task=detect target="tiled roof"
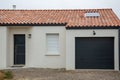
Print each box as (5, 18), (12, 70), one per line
(0, 9), (120, 28)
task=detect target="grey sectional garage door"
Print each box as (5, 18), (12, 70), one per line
(75, 37), (114, 69)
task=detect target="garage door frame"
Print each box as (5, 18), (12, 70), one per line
(66, 29), (119, 70)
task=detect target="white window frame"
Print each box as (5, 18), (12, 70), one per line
(46, 33), (60, 56)
(85, 12), (100, 17)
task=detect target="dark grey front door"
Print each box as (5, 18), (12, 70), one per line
(75, 37), (114, 69)
(14, 34), (25, 65)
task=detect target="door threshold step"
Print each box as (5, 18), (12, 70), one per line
(11, 65), (25, 67)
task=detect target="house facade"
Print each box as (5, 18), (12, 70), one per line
(0, 9), (120, 70)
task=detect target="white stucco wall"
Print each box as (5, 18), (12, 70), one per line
(0, 27), (8, 69)
(8, 27), (31, 67)
(66, 29), (119, 71)
(1, 26), (119, 70)
(5, 26), (66, 69)
(29, 26), (66, 68)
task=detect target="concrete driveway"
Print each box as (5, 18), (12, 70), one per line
(7, 68), (120, 80)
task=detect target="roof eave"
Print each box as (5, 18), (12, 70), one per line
(66, 26), (120, 29)
(0, 23), (67, 26)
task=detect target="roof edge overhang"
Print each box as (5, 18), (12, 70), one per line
(0, 23), (67, 26)
(0, 23), (120, 29)
(66, 26), (120, 29)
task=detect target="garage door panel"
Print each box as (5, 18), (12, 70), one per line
(75, 37), (114, 69)
(77, 64), (114, 69)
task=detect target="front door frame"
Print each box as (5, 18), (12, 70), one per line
(8, 27), (31, 67)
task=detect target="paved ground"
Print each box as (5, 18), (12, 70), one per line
(6, 68), (120, 80)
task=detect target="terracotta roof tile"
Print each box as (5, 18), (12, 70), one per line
(0, 9), (120, 28)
